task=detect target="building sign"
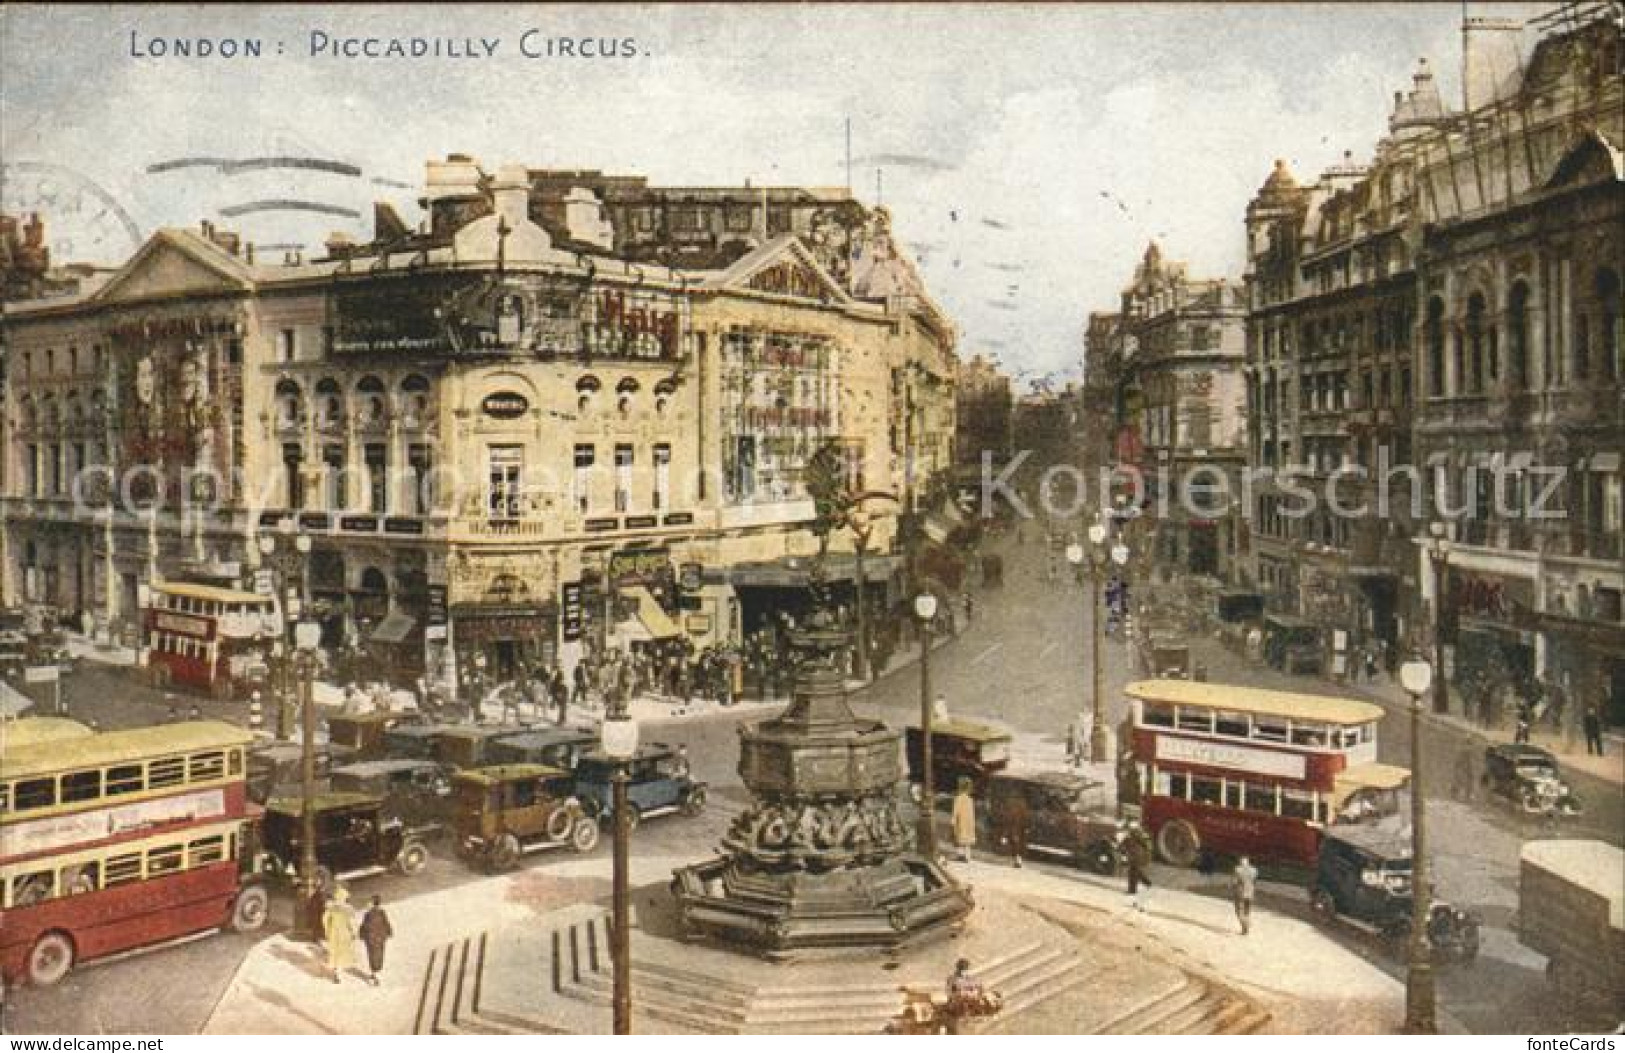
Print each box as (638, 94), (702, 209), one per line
(562, 582), (584, 642)
(1154, 734), (1307, 781)
(426, 585), (448, 627)
(453, 610), (553, 645)
(1, 788), (226, 859)
(482, 391), (530, 419)
(1451, 573), (1533, 623)
(623, 515), (658, 530)
(610, 548), (670, 585)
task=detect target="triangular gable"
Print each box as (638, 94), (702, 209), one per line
(1544, 130), (1623, 191)
(95, 229), (254, 306)
(707, 235), (853, 306)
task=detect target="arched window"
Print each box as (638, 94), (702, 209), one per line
(1507, 282), (1530, 391)
(356, 375), (386, 427)
(275, 379), (303, 429)
(615, 377), (639, 415)
(400, 374), (432, 426)
(1465, 292), (1487, 394)
(315, 378), (344, 429)
(1598, 267), (1621, 383)
(576, 375), (602, 413)
(1426, 297), (1445, 396)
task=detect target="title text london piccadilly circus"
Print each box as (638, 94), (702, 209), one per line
(306, 30), (642, 59)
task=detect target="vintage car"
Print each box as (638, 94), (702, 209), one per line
(259, 792), (435, 889)
(574, 744), (707, 829)
(1263, 614), (1324, 676)
(485, 727), (598, 771)
(1139, 634), (1191, 680)
(246, 741), (338, 805)
(905, 718), (1013, 799)
(433, 725), (532, 770)
(329, 758), (455, 826)
(451, 764), (600, 870)
(1310, 825), (1480, 961)
(383, 721), (458, 760)
(985, 770), (1123, 874)
(1482, 744), (1583, 817)
(326, 712), (404, 760)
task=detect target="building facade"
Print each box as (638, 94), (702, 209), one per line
(0, 157), (957, 694)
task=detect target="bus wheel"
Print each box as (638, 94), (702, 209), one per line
(231, 885), (271, 933)
(396, 842), (430, 876)
(27, 932), (75, 987)
(570, 817), (601, 853)
(1156, 820), (1201, 868)
(487, 834), (521, 872)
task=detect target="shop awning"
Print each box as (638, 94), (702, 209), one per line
(624, 586), (682, 639)
(369, 611), (416, 645)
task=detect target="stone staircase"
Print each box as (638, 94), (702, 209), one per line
(1094, 974), (1272, 1035)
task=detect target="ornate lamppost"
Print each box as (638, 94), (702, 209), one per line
(257, 523), (312, 740)
(601, 711), (639, 1035)
(1423, 522), (1453, 716)
(913, 590), (939, 858)
(1066, 521), (1129, 762)
(1398, 654), (1437, 1033)
(291, 616), (323, 942)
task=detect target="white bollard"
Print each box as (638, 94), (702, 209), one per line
(248, 692), (264, 735)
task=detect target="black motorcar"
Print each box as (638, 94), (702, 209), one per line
(329, 758), (456, 826)
(259, 792), (435, 889)
(1482, 744), (1583, 817)
(1310, 826), (1479, 962)
(574, 744), (706, 829)
(985, 770), (1123, 874)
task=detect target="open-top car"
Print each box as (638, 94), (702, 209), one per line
(986, 770), (1123, 874)
(574, 744), (706, 829)
(452, 764), (600, 870)
(329, 757), (455, 826)
(1482, 743), (1583, 817)
(1310, 825), (1479, 962)
(905, 718), (1012, 800)
(259, 791), (435, 890)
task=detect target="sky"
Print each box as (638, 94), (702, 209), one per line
(0, 3), (1554, 386)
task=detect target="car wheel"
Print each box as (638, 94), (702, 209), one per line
(231, 884), (271, 933)
(1156, 820), (1200, 868)
(570, 817), (601, 853)
(488, 833), (521, 872)
(396, 841), (430, 876)
(27, 932), (75, 987)
(682, 785), (708, 816)
(1081, 841), (1119, 876)
(1310, 889), (1337, 919)
(545, 807), (575, 841)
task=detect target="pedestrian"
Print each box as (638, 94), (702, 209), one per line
(550, 666), (569, 725)
(187, 704), (202, 721)
(321, 885), (359, 985)
(672, 744), (691, 781)
(1065, 716), (1084, 768)
(1232, 855), (1257, 935)
(950, 778), (977, 863)
(1583, 704), (1605, 756)
(358, 894), (394, 987)
(1450, 746), (1478, 803)
(1515, 702), (1533, 745)
(1364, 647), (1378, 682)
(573, 662), (590, 709)
(1002, 788), (1029, 868)
(1123, 823), (1153, 911)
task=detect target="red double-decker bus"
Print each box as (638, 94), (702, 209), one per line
(143, 583), (275, 699)
(0, 720), (269, 986)
(1126, 679), (1409, 869)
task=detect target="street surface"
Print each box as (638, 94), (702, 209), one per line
(5, 511), (1620, 1035)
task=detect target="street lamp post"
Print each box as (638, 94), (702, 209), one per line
(1067, 523), (1130, 763)
(258, 525), (312, 740)
(914, 591), (939, 859)
(601, 714), (640, 1036)
(291, 617), (323, 942)
(1398, 656), (1438, 1034)
(1424, 522), (1453, 716)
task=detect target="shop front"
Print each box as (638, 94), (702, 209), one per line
(452, 603), (558, 684)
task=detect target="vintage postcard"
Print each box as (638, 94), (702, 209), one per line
(0, 1), (1620, 1040)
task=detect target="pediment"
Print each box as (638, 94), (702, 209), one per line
(96, 231), (253, 306)
(713, 236), (852, 306)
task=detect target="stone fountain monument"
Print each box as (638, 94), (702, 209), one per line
(670, 606), (973, 954)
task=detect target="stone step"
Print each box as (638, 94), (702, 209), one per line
(1094, 976), (1200, 1034)
(997, 954), (1085, 1018)
(1153, 990), (1226, 1034)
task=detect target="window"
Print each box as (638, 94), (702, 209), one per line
(1175, 707), (1214, 734)
(1425, 298), (1445, 395)
(1142, 704), (1175, 728)
(653, 443), (671, 510)
(104, 853), (143, 887)
(279, 328), (297, 362)
(15, 777), (56, 810)
(574, 444), (595, 513)
(11, 871), (54, 907)
(61, 770), (101, 803)
(1243, 783), (1279, 814)
(365, 443), (388, 513)
(323, 444), (345, 510)
(1215, 711), (1249, 739)
(488, 445), (523, 520)
(614, 444), (634, 512)
(187, 836), (226, 868)
(145, 844), (184, 878)
(1508, 282), (1530, 390)
(148, 757), (185, 789)
(1280, 789), (1317, 820)
(61, 862), (98, 895)
(106, 764), (143, 796)
(1191, 777), (1223, 806)
(511, 780), (539, 809)
(1289, 722), (1327, 747)
(188, 751), (226, 782)
(1254, 718), (1288, 743)
(1153, 770), (1189, 799)
(408, 444), (433, 515)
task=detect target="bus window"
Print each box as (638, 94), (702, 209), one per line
(1223, 780), (1244, 808)
(0, 783), (10, 811)
(187, 835), (226, 868)
(61, 862), (99, 895)
(104, 852), (143, 887)
(228, 748), (243, 776)
(107, 763), (145, 796)
(1176, 707), (1214, 734)
(1254, 719), (1288, 743)
(1191, 777), (1223, 806)
(61, 769), (102, 803)
(1290, 723), (1327, 747)
(1280, 789), (1316, 820)
(1142, 703), (1175, 728)
(148, 757), (185, 789)
(189, 751), (226, 781)
(1152, 770), (1190, 799)
(12, 870), (54, 906)
(146, 844), (184, 878)
(1215, 711), (1249, 739)
(1337, 727), (1361, 749)
(1243, 783), (1279, 813)
(15, 776), (57, 810)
